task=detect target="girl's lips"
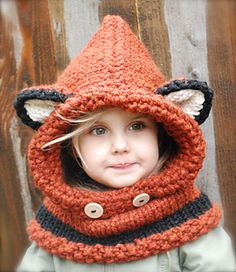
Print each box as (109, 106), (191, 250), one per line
(110, 163), (136, 170)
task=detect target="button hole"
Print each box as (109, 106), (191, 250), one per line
(91, 210), (96, 213)
(139, 200), (144, 203)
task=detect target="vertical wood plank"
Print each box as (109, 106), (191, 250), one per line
(135, 0), (171, 78)
(31, 0), (57, 84)
(48, 0), (70, 76)
(207, 0), (236, 241)
(63, 0), (101, 60)
(0, 0), (60, 270)
(164, 0), (222, 205)
(0, 1), (30, 270)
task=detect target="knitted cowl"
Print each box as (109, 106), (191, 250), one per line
(14, 15), (221, 263)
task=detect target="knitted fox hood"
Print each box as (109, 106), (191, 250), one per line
(14, 15), (220, 263)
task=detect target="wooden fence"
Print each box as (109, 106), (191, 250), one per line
(0, 0), (235, 271)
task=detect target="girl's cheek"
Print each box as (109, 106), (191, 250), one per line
(134, 132), (158, 146)
(94, 146), (108, 157)
(85, 139), (108, 155)
(136, 134), (159, 155)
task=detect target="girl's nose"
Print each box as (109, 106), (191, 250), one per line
(111, 135), (130, 154)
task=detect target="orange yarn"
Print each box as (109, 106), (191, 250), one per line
(28, 205), (221, 263)
(43, 187), (201, 237)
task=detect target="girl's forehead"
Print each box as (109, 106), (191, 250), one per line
(97, 107), (149, 120)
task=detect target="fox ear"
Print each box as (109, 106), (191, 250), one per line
(156, 79), (213, 124)
(14, 88), (69, 130)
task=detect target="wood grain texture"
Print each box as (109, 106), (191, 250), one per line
(164, 0), (222, 206)
(135, 0), (171, 78)
(207, 0), (236, 241)
(64, 0), (101, 60)
(0, 0), (58, 270)
(31, 0), (57, 84)
(0, 1), (30, 270)
(48, 0), (70, 76)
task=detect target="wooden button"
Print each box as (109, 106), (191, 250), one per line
(132, 193), (150, 207)
(84, 203), (103, 219)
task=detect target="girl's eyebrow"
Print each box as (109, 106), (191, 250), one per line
(90, 121), (106, 126)
(131, 114), (148, 120)
(92, 114), (149, 125)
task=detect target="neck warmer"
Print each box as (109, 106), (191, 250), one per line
(14, 15), (221, 263)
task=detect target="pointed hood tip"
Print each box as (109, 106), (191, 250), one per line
(101, 14), (127, 25)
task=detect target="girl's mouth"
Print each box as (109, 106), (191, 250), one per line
(110, 163), (136, 170)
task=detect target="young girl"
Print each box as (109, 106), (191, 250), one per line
(15, 15), (235, 271)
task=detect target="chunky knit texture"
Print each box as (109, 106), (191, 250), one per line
(15, 15), (220, 263)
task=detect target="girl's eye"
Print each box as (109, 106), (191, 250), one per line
(130, 122), (145, 131)
(90, 127), (106, 136)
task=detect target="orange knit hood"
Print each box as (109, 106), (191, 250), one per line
(14, 15), (220, 263)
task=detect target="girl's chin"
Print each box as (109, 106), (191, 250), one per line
(100, 178), (139, 189)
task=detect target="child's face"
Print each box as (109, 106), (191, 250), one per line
(78, 108), (159, 188)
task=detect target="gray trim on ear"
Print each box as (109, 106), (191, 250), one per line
(156, 79), (213, 124)
(14, 89), (69, 130)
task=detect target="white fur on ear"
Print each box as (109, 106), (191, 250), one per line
(164, 89), (205, 118)
(24, 99), (59, 123)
